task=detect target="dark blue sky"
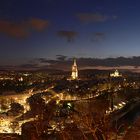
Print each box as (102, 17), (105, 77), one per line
(0, 0), (140, 65)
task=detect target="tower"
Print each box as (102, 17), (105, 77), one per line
(71, 58), (78, 80)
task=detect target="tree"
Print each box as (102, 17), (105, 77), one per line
(7, 102), (24, 116)
(27, 94), (45, 117)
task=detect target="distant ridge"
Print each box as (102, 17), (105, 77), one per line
(0, 56), (140, 71)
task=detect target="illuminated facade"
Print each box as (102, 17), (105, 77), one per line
(110, 70), (122, 77)
(71, 58), (78, 80)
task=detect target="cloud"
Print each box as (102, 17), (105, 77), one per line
(77, 57), (140, 67)
(0, 20), (28, 38)
(76, 13), (117, 23)
(36, 58), (49, 63)
(36, 58), (56, 65)
(19, 63), (39, 68)
(28, 18), (49, 31)
(1, 56), (140, 71)
(56, 55), (67, 61)
(57, 30), (78, 42)
(0, 18), (49, 38)
(40, 56), (140, 69)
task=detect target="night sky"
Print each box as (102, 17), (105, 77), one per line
(0, 0), (140, 65)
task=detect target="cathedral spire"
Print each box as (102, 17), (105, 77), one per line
(71, 58), (78, 80)
(73, 58), (77, 66)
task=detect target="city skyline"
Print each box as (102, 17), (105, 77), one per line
(0, 0), (140, 65)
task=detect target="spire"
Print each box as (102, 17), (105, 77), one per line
(71, 58), (78, 80)
(73, 58), (77, 66)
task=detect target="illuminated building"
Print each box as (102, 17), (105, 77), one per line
(110, 70), (122, 77)
(19, 77), (23, 81)
(71, 58), (78, 80)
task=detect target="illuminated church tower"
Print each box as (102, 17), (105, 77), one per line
(71, 58), (78, 80)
